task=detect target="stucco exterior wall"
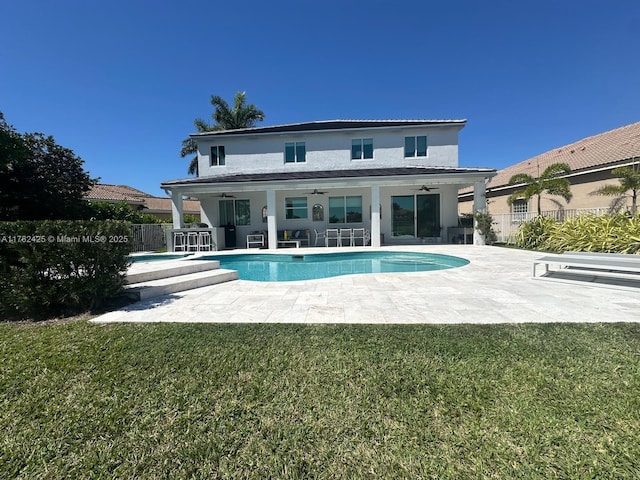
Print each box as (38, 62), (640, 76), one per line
(196, 126), (461, 177)
(459, 170), (631, 215)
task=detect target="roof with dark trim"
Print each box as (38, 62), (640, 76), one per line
(190, 119), (467, 138)
(162, 167), (495, 187)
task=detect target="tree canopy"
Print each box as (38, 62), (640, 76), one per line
(507, 162), (573, 215)
(592, 162), (640, 215)
(180, 91), (265, 175)
(0, 112), (96, 220)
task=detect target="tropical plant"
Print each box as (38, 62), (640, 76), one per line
(180, 91), (265, 175)
(511, 215), (559, 250)
(473, 211), (497, 245)
(592, 161), (640, 214)
(512, 213), (640, 253)
(507, 162), (572, 215)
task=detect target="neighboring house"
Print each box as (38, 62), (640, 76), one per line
(161, 120), (496, 249)
(86, 184), (201, 221)
(458, 121), (640, 241)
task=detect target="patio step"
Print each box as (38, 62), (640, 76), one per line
(124, 268), (238, 301)
(126, 260), (221, 285)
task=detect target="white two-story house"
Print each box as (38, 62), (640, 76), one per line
(161, 119), (496, 249)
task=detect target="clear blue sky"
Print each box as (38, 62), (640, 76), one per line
(2, 0), (639, 197)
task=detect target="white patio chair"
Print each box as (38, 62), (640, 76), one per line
(325, 228), (339, 247)
(314, 228), (327, 246)
(246, 233), (265, 249)
(173, 231), (186, 252)
(351, 228), (365, 246)
(339, 228), (352, 247)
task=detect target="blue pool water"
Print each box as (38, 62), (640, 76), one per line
(197, 251), (469, 282)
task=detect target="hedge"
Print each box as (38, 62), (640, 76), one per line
(0, 220), (132, 320)
(512, 213), (640, 254)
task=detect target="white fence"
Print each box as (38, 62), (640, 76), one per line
(491, 208), (610, 243)
(130, 224), (172, 252)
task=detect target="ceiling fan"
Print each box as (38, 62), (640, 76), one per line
(307, 188), (328, 195)
(413, 185), (439, 192)
(213, 192), (235, 198)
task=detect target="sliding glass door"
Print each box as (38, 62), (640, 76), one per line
(417, 194), (440, 237)
(391, 194), (440, 238)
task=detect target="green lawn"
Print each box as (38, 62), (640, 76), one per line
(1, 320), (639, 479)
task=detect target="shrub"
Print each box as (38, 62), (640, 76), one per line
(543, 213), (640, 254)
(512, 213), (640, 253)
(0, 220), (132, 320)
(512, 215), (558, 250)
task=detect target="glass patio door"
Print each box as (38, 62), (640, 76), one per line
(391, 196), (415, 237)
(391, 194), (440, 238)
(416, 194), (440, 238)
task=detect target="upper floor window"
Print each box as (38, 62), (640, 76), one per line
(285, 142), (306, 163)
(351, 138), (373, 160)
(285, 197), (308, 219)
(210, 146), (226, 166)
(404, 136), (427, 158)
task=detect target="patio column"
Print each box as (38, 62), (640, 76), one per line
(472, 180), (487, 246)
(371, 185), (381, 247)
(266, 188), (277, 250)
(171, 190), (184, 229)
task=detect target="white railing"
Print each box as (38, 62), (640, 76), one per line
(130, 224), (172, 252)
(490, 208), (610, 243)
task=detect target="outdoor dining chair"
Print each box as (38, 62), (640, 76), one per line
(325, 228), (339, 247)
(314, 228), (327, 246)
(339, 228), (352, 247)
(351, 228), (366, 246)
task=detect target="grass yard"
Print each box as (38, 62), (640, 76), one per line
(1, 320), (639, 479)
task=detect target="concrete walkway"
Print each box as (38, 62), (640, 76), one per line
(92, 246), (640, 324)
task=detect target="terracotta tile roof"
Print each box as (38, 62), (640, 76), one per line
(486, 121), (640, 190)
(87, 184), (148, 203)
(86, 184), (200, 214)
(143, 196), (201, 214)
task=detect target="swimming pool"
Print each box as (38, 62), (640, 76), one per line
(196, 251), (469, 282)
(129, 253), (193, 263)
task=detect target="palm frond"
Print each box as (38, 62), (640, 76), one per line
(545, 178), (573, 202)
(593, 184), (627, 196)
(187, 156), (198, 176)
(540, 162), (571, 179)
(508, 173), (535, 185)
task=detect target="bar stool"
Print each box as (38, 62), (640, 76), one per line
(198, 231), (212, 251)
(186, 231), (199, 252)
(173, 232), (186, 252)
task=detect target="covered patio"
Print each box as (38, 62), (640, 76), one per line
(161, 167), (495, 251)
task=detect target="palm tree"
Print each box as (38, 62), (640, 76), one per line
(180, 91), (265, 175)
(592, 161), (640, 214)
(507, 162), (573, 215)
